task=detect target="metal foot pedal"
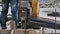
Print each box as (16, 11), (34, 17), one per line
(0, 29), (11, 34)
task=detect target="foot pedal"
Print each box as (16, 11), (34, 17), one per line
(0, 29), (11, 34)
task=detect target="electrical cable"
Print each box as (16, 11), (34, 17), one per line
(55, 8), (56, 34)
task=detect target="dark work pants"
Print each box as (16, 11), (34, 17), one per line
(1, 0), (18, 29)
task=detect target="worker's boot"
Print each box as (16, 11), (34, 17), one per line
(1, 24), (6, 29)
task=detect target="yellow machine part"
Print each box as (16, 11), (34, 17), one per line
(32, 0), (37, 17)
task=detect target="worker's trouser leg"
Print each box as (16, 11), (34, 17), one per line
(11, 0), (18, 29)
(1, 0), (18, 29)
(1, 0), (9, 29)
